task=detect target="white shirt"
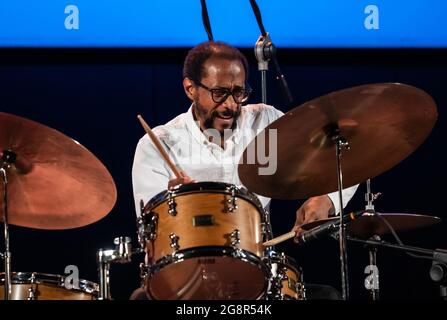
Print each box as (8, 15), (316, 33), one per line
(132, 103), (358, 217)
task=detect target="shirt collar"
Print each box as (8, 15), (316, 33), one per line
(185, 104), (208, 145)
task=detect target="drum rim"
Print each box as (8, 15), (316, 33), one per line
(0, 272), (99, 294)
(143, 181), (264, 213)
(145, 246), (269, 299)
(148, 246), (269, 274)
(266, 252), (302, 274)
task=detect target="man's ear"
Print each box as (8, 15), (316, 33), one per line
(183, 78), (196, 101)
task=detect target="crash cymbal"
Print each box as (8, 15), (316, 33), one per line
(301, 213), (441, 239)
(0, 112), (117, 230)
(238, 83), (437, 199)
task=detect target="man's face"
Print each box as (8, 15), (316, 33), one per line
(185, 57), (246, 134)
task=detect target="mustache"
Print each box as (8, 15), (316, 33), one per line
(212, 108), (240, 119)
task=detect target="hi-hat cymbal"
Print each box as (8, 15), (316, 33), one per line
(238, 83), (437, 199)
(0, 112), (117, 230)
(301, 213), (441, 239)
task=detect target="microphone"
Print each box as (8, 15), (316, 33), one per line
(295, 211), (364, 245)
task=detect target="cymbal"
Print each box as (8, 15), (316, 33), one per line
(0, 112), (117, 230)
(238, 83), (437, 199)
(301, 213), (441, 239)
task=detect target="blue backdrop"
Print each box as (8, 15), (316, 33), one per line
(0, 0), (446, 48)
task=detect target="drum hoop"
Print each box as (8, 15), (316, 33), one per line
(268, 255), (302, 275)
(147, 246), (270, 278)
(0, 272), (99, 294)
(281, 294), (301, 300)
(143, 182), (264, 214)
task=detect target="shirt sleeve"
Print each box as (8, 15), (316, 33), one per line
(132, 135), (171, 218)
(327, 184), (359, 215)
(264, 104), (285, 123)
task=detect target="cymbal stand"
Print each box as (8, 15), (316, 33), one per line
(364, 235), (380, 300)
(97, 236), (142, 300)
(365, 179), (374, 210)
(1, 150), (16, 300)
(363, 180), (381, 300)
(331, 125), (351, 300)
(249, 0), (277, 258)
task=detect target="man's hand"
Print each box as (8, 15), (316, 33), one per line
(167, 171), (195, 189)
(293, 195), (335, 241)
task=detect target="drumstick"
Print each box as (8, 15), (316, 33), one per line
(263, 231), (295, 246)
(137, 115), (183, 179)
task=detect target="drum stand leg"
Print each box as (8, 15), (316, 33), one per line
(97, 237), (140, 300)
(1, 150), (16, 301)
(97, 249), (112, 300)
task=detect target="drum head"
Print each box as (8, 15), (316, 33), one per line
(147, 250), (267, 300)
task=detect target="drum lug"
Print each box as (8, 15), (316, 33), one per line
(27, 287), (37, 300)
(169, 233), (180, 251)
(267, 272), (285, 300)
(271, 277), (287, 300)
(279, 252), (287, 264)
(167, 191), (177, 216)
(139, 199), (145, 219)
(139, 263), (149, 281)
(261, 223), (267, 240)
(296, 282), (306, 300)
(226, 185), (239, 212)
(147, 212), (159, 241)
(137, 211), (159, 249)
(230, 229), (240, 249)
(27, 273), (37, 300)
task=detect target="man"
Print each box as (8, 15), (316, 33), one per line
(132, 41), (358, 299)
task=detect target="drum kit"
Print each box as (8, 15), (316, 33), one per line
(0, 82), (442, 300)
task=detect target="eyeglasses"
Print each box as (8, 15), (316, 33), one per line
(194, 80), (252, 104)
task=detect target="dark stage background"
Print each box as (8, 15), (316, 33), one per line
(1, 48), (446, 300)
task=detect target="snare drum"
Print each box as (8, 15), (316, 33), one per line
(267, 252), (305, 300)
(137, 182), (269, 300)
(0, 272), (98, 300)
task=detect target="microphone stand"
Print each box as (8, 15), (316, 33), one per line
(249, 0), (293, 106)
(248, 4), (295, 298)
(348, 237), (447, 300)
(248, 0), (294, 252)
(249, 1), (350, 299)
